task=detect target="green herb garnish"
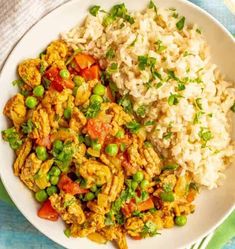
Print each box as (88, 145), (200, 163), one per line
(2, 127), (22, 150)
(118, 94), (133, 113)
(21, 119), (34, 134)
(176, 16), (185, 31)
(106, 48), (115, 59)
(126, 121), (141, 133)
(89, 5), (100, 16)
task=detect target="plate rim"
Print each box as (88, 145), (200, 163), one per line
(0, 0), (234, 249)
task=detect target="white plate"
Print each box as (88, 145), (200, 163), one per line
(0, 0), (234, 249)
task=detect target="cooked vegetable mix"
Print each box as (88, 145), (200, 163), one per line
(2, 38), (197, 249)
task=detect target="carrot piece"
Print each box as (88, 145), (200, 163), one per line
(132, 235), (142, 240)
(106, 85), (115, 102)
(62, 79), (74, 89)
(121, 199), (136, 217)
(74, 53), (96, 69)
(58, 174), (88, 195)
(80, 64), (100, 81)
(137, 198), (154, 212)
(38, 199), (59, 221)
(35, 136), (52, 150)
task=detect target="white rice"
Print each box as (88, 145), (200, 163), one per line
(62, 5), (235, 189)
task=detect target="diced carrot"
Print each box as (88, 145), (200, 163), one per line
(58, 174), (88, 195)
(44, 67), (59, 80)
(137, 198), (154, 212)
(62, 79), (74, 89)
(187, 189), (197, 202)
(74, 53), (96, 69)
(35, 136), (52, 150)
(121, 199), (136, 217)
(80, 64), (100, 81)
(132, 235), (142, 240)
(38, 199), (59, 221)
(106, 85), (115, 102)
(86, 118), (110, 143)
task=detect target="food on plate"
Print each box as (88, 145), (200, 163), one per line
(2, 2), (234, 249)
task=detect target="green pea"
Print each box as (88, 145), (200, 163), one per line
(90, 94), (103, 104)
(64, 228), (71, 238)
(133, 171), (144, 183)
(140, 179), (149, 189)
(115, 130), (125, 138)
(35, 146), (48, 161)
(131, 180), (138, 190)
(25, 96), (38, 109)
(105, 144), (118, 156)
(84, 192), (95, 201)
(50, 175), (59, 185)
(73, 75), (85, 86)
(35, 190), (48, 202)
(46, 186), (58, 196)
(90, 185), (97, 193)
(33, 85), (45, 97)
(160, 191), (175, 202)
(60, 69), (70, 79)
(93, 83), (106, 96)
(64, 108), (72, 120)
(53, 140), (63, 152)
(175, 215), (187, 226)
(49, 166), (61, 176)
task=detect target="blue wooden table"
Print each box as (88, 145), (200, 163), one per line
(0, 1), (234, 249)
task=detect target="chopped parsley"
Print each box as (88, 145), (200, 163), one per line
(196, 28), (202, 34)
(132, 210), (144, 218)
(155, 82), (163, 89)
(148, 0), (157, 12)
(106, 48), (115, 59)
(12, 79), (24, 88)
(21, 119), (34, 134)
(118, 94), (133, 113)
(141, 221), (158, 238)
(195, 98), (203, 110)
(183, 51), (194, 57)
(163, 131), (172, 140)
(144, 120), (156, 126)
(152, 71), (162, 80)
(177, 83), (185, 91)
(155, 40), (166, 53)
(230, 102), (235, 112)
(176, 16), (185, 31)
(85, 101), (101, 118)
(144, 80), (153, 90)
(107, 62), (118, 74)
(89, 5), (100, 16)
(193, 111), (204, 124)
(167, 93), (182, 106)
(136, 105), (146, 117)
(125, 121), (141, 133)
(2, 127), (22, 150)
(167, 70), (178, 80)
(103, 3), (134, 26)
(138, 55), (156, 70)
(198, 128), (213, 146)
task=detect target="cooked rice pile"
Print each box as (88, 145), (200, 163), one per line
(62, 6), (235, 189)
